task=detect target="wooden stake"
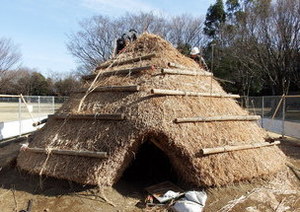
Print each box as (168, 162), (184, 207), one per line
(50, 113), (125, 120)
(175, 115), (261, 123)
(82, 65), (154, 80)
(75, 85), (140, 93)
(151, 89), (240, 98)
(161, 68), (213, 76)
(24, 147), (108, 159)
(201, 141), (280, 155)
(97, 53), (156, 69)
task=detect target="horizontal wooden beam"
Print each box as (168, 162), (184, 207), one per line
(175, 115), (261, 123)
(32, 118), (48, 127)
(161, 68), (212, 76)
(151, 89), (240, 98)
(201, 141), (280, 155)
(284, 95), (300, 98)
(75, 85), (140, 93)
(213, 76), (235, 84)
(168, 62), (211, 74)
(23, 147), (108, 159)
(97, 53), (156, 69)
(0, 94), (21, 98)
(82, 66), (154, 80)
(50, 114), (125, 121)
(167, 62), (199, 71)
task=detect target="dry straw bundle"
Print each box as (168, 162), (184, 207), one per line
(17, 33), (285, 187)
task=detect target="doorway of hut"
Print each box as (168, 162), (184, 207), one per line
(121, 139), (178, 187)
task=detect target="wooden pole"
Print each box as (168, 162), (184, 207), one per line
(75, 85), (140, 93)
(20, 94), (35, 121)
(175, 115), (261, 123)
(50, 113), (125, 120)
(0, 94), (21, 98)
(24, 147), (108, 159)
(201, 141), (280, 155)
(82, 65), (155, 80)
(213, 76), (235, 84)
(151, 89), (240, 98)
(168, 62), (197, 70)
(96, 53), (156, 69)
(161, 68), (213, 76)
(32, 118), (48, 127)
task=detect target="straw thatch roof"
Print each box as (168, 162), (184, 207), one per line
(17, 33), (286, 187)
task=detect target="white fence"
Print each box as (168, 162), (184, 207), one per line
(1, 94), (299, 140)
(0, 95), (67, 140)
(240, 95), (300, 139)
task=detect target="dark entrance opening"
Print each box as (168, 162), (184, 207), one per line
(121, 140), (178, 187)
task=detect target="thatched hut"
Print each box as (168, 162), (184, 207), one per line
(17, 34), (285, 187)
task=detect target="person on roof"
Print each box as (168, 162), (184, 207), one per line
(190, 47), (209, 70)
(128, 29), (138, 42)
(113, 29), (138, 57)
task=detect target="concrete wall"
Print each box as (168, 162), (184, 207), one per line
(261, 118), (300, 139)
(0, 116), (46, 140)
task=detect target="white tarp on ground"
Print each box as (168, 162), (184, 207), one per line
(0, 116), (46, 140)
(261, 118), (300, 139)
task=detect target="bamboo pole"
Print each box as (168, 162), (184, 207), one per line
(168, 62), (212, 75)
(167, 62), (198, 71)
(161, 68), (213, 76)
(213, 76), (235, 84)
(82, 65), (155, 80)
(75, 85), (140, 93)
(24, 147), (108, 158)
(284, 95), (300, 98)
(32, 118), (48, 127)
(201, 141), (280, 155)
(0, 94), (21, 98)
(175, 115), (261, 123)
(151, 89), (240, 98)
(50, 113), (125, 120)
(96, 53), (156, 69)
(20, 94), (35, 121)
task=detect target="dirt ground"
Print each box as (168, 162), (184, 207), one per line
(0, 134), (299, 212)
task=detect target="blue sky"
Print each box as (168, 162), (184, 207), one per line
(0, 0), (214, 76)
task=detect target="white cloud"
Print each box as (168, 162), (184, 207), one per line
(81, 0), (157, 14)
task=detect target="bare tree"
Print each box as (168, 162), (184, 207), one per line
(67, 15), (116, 72)
(67, 12), (206, 74)
(0, 37), (22, 85)
(216, 0), (300, 95)
(167, 14), (206, 48)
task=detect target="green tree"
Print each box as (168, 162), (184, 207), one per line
(54, 76), (81, 96)
(28, 72), (53, 96)
(204, 0), (226, 39)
